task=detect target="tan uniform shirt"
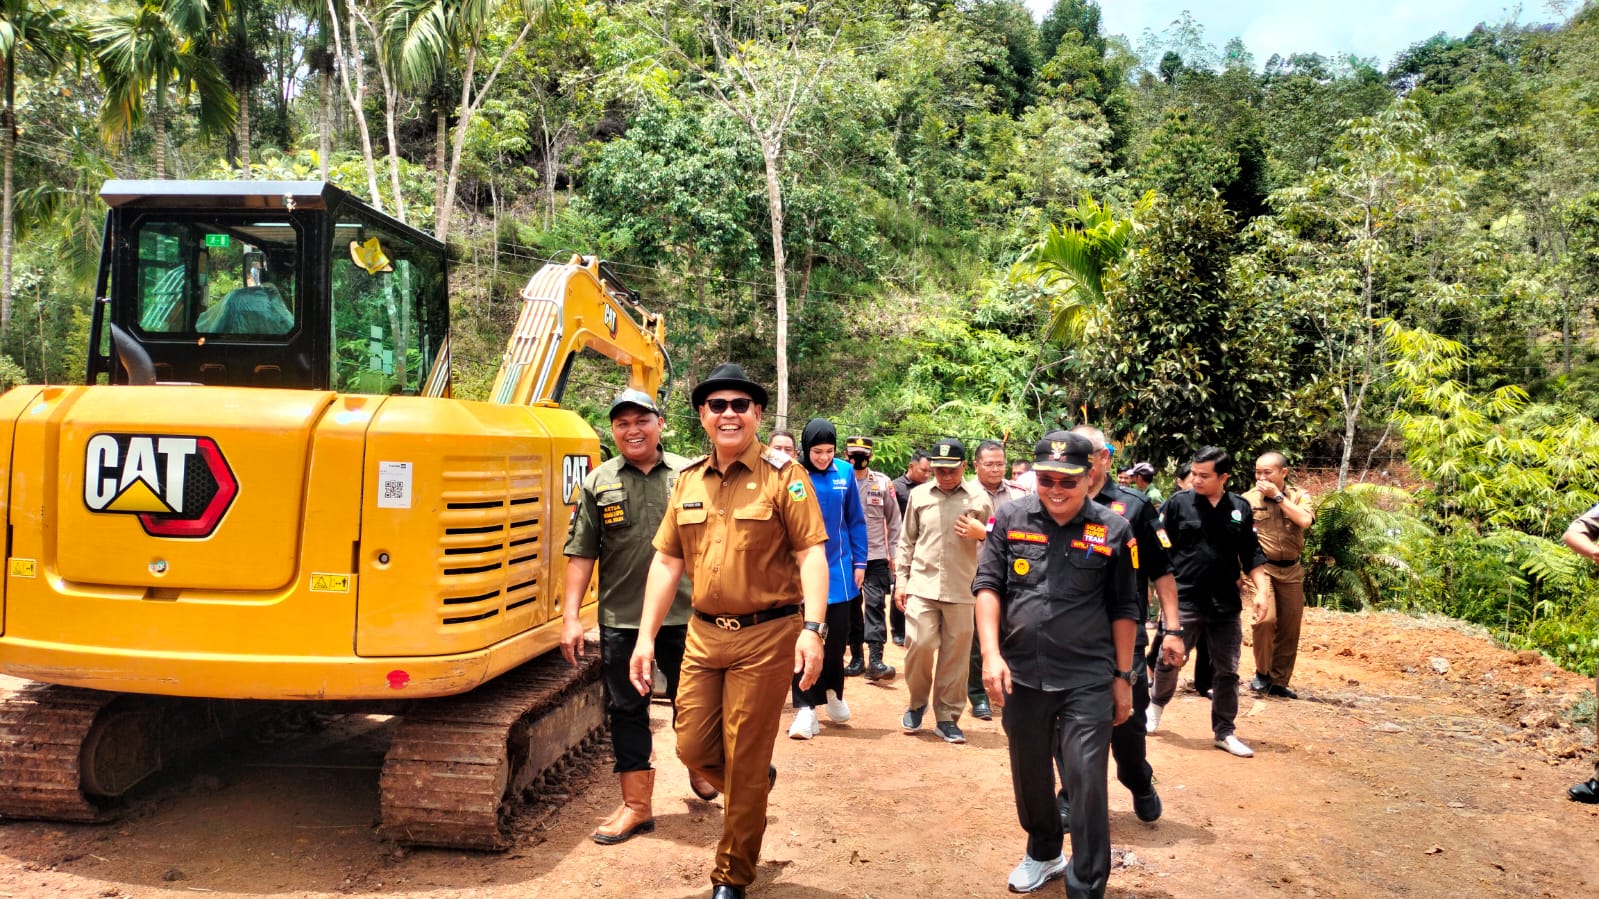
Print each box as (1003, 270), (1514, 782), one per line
(895, 479), (993, 605)
(1245, 484), (1314, 562)
(654, 440), (828, 616)
(858, 469), (902, 562)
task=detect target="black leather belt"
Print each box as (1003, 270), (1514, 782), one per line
(1266, 558), (1301, 567)
(694, 604), (801, 631)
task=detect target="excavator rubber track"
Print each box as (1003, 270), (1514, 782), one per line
(378, 642), (606, 850)
(0, 684), (117, 822)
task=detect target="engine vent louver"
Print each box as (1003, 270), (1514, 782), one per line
(435, 455), (545, 628)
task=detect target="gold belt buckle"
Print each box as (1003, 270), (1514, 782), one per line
(714, 616), (742, 631)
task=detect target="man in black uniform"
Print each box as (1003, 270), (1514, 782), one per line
(1053, 426), (1184, 826)
(1147, 446), (1268, 758)
(974, 431), (1138, 898)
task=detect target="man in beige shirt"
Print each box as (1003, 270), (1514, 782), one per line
(895, 437), (993, 744)
(1242, 452), (1315, 699)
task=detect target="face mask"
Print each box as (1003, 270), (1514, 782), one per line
(850, 455), (870, 471)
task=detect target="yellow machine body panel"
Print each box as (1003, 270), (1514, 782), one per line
(0, 386), (597, 700)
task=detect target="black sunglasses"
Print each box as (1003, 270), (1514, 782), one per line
(705, 397), (753, 414)
(1036, 475), (1082, 490)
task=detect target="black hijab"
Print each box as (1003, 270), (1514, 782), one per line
(800, 418), (838, 474)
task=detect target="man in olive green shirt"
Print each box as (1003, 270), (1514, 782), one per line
(561, 388), (699, 845)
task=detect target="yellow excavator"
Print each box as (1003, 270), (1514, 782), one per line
(0, 180), (671, 849)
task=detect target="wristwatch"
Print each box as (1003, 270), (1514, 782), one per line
(1114, 668), (1137, 685)
(1268, 493), (1286, 504)
(1161, 628), (1186, 639)
(803, 620), (828, 639)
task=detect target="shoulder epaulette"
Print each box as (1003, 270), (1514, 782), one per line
(683, 454), (711, 469)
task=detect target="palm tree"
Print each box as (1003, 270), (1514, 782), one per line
(384, 0), (543, 239)
(0, 0), (87, 332)
(1009, 191), (1154, 346)
(93, 0), (236, 179)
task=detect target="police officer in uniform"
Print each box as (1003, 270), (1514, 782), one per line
(560, 388), (711, 844)
(629, 363), (830, 899)
(975, 431), (1138, 898)
(1242, 452), (1315, 699)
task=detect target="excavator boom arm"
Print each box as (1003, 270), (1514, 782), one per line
(489, 256), (670, 406)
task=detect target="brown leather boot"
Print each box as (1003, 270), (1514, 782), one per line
(592, 769), (655, 844)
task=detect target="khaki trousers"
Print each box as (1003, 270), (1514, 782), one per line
(903, 595), (975, 724)
(675, 613), (800, 887)
(1246, 563), (1306, 686)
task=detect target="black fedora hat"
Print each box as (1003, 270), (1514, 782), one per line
(690, 362), (770, 408)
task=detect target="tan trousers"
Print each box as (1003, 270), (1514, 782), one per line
(1246, 563), (1306, 686)
(674, 613), (800, 888)
(903, 595), (975, 724)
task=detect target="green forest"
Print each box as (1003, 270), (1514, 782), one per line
(4, 0), (1599, 677)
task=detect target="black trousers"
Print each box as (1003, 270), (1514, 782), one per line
(846, 595), (865, 656)
(1004, 683), (1113, 899)
(792, 600), (853, 707)
(861, 559), (892, 644)
(1057, 673), (1153, 801)
(600, 623), (687, 772)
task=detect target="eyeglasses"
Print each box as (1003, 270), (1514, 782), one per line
(704, 397), (753, 414)
(1035, 475), (1082, 490)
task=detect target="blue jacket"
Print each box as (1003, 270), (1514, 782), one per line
(809, 458), (869, 604)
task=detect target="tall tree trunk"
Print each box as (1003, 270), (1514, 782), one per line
(2, 62), (15, 334)
(154, 83), (167, 180)
(760, 139), (789, 431)
(317, 65), (331, 180)
(238, 87), (252, 178)
(329, 0), (382, 209)
(433, 107), (446, 226)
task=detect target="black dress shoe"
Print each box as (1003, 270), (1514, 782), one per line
(1133, 787), (1162, 822)
(1569, 778), (1599, 804)
(711, 886), (746, 899)
(1266, 684), (1299, 699)
(1056, 792), (1071, 830)
(843, 657), (865, 677)
(971, 700), (992, 721)
(769, 765), (777, 789)
(1249, 673), (1270, 693)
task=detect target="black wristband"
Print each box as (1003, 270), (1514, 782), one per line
(1161, 628), (1186, 638)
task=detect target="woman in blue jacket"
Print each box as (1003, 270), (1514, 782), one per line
(788, 418), (868, 740)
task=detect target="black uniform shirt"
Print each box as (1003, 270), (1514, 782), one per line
(972, 495), (1140, 692)
(1094, 482), (1172, 664)
(1159, 488), (1266, 617)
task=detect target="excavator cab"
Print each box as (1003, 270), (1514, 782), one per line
(88, 180), (450, 396)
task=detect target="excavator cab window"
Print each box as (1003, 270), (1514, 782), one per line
(133, 218), (299, 339)
(330, 217), (446, 396)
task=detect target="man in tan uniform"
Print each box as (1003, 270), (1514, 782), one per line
(630, 363), (830, 899)
(1242, 452), (1315, 699)
(895, 437), (993, 744)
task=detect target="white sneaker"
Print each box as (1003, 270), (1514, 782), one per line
(823, 689), (852, 723)
(1007, 853), (1067, 893)
(788, 707), (820, 740)
(1215, 734), (1254, 757)
(1145, 702), (1164, 734)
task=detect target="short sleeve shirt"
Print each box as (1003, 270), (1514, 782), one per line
(653, 441), (829, 616)
(971, 496), (1140, 691)
(1243, 485), (1314, 562)
(1574, 502), (1599, 540)
(563, 450), (692, 628)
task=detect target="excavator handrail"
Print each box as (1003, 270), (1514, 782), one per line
(489, 256), (672, 408)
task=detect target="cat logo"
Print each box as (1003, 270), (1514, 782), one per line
(561, 454), (592, 505)
(83, 434), (238, 538)
(603, 303), (618, 337)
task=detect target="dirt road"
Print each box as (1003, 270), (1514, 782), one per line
(1, 608), (1594, 898)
